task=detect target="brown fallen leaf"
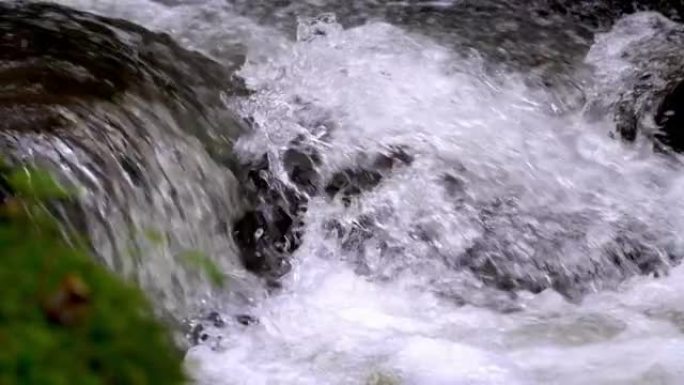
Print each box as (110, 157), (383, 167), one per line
(43, 273), (91, 326)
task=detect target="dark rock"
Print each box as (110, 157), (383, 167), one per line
(382, 0), (596, 78)
(589, 12), (684, 152)
(655, 79), (684, 152)
(0, 1), (248, 173)
(186, 312), (258, 347)
(206, 311), (226, 328)
(0, 1), (250, 316)
(187, 311), (240, 347)
(458, 198), (678, 300)
(325, 147), (413, 206)
(0, 1), (245, 104)
(531, 0), (684, 27)
(233, 209), (296, 277)
(283, 140), (322, 195)
(320, 169), (680, 305)
(235, 314), (259, 326)
(233, 154), (306, 279)
(325, 169), (383, 205)
(614, 100), (639, 142)
(605, 233), (676, 276)
(442, 173), (468, 198)
(232, 144), (413, 283)
(0, 0), (248, 172)
(190, 323), (206, 345)
(189, 323), (224, 351)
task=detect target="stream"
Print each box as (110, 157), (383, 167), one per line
(4, 0), (684, 383)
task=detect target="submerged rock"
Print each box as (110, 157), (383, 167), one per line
(325, 147), (413, 206)
(232, 143), (414, 283)
(312, 158), (681, 308)
(655, 77), (684, 152)
(233, 154), (304, 280)
(186, 311), (258, 349)
(460, 204), (677, 300)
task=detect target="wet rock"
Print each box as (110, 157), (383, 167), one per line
(283, 137), (322, 195)
(324, 174), (680, 305)
(188, 311), (229, 346)
(206, 311), (226, 328)
(458, 198), (678, 300)
(0, 0), (248, 184)
(0, 0), (250, 192)
(233, 209), (296, 277)
(0, 2), (245, 103)
(233, 154), (305, 279)
(190, 323), (207, 345)
(325, 147), (413, 206)
(187, 312), (258, 347)
(455, 204), (593, 299)
(235, 314), (259, 326)
(189, 322), (224, 351)
(233, 145), (413, 282)
(232, 130), (324, 281)
(325, 169), (383, 205)
(530, 0), (683, 28)
(655, 79), (684, 152)
(442, 174), (467, 196)
(224, 0), (382, 33)
(383, 0), (596, 77)
(588, 12), (684, 152)
(0, 1), (250, 316)
(605, 233), (677, 277)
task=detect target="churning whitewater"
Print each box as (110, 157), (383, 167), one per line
(25, 0), (684, 384)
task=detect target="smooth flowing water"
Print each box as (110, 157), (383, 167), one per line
(19, 0), (684, 383)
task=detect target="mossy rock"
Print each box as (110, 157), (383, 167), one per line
(0, 164), (186, 385)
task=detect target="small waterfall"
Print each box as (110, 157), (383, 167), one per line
(0, 1), (260, 318)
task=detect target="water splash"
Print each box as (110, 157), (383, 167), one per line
(186, 11), (684, 384)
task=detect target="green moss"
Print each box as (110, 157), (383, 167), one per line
(366, 371), (401, 385)
(178, 250), (226, 288)
(6, 166), (73, 200)
(0, 165), (186, 385)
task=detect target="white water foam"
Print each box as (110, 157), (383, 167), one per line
(187, 12), (684, 385)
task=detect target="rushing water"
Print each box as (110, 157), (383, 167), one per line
(10, 0), (684, 383)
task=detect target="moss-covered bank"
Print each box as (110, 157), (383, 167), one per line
(0, 163), (186, 385)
